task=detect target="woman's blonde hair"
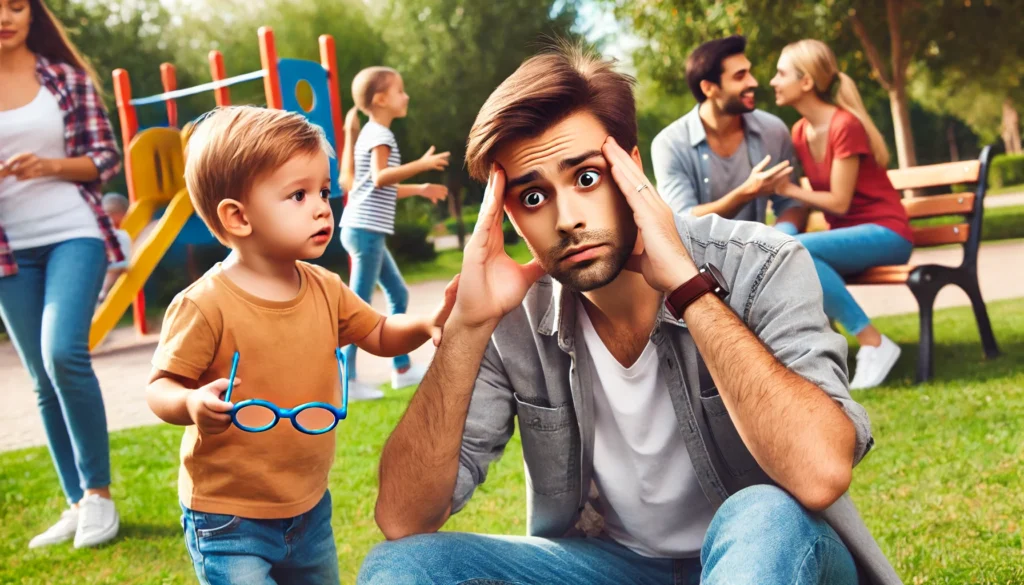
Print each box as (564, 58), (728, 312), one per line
(340, 66), (400, 192)
(782, 39), (890, 168)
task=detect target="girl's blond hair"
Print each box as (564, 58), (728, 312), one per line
(340, 67), (400, 192)
(782, 39), (890, 168)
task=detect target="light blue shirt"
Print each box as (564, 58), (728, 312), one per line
(650, 105), (801, 223)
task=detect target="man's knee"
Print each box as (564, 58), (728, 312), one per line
(710, 485), (820, 544)
(357, 533), (457, 585)
(703, 485), (856, 584)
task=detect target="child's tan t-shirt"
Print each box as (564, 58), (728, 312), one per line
(152, 261), (381, 519)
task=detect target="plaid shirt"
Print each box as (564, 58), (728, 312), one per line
(0, 55), (124, 278)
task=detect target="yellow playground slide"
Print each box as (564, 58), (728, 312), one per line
(89, 127), (192, 350)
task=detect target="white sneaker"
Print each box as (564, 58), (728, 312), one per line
(28, 508), (78, 549)
(73, 494), (119, 548)
(348, 380), (385, 402)
(850, 335), (902, 390)
(392, 364), (427, 389)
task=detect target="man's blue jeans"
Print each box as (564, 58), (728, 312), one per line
(357, 485), (858, 585)
(182, 491), (339, 585)
(339, 226), (411, 380)
(0, 238), (110, 505)
(795, 224), (913, 335)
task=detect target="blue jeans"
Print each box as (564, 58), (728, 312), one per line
(795, 224), (913, 335)
(357, 485), (857, 585)
(182, 490), (339, 585)
(339, 226), (410, 379)
(0, 238), (110, 504)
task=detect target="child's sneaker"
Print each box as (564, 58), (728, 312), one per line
(28, 508), (78, 549)
(392, 363), (427, 389)
(73, 494), (119, 548)
(349, 381), (385, 402)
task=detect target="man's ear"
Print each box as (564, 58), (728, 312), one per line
(699, 80), (718, 101)
(504, 204), (523, 237)
(217, 199), (252, 239)
(630, 146), (643, 170)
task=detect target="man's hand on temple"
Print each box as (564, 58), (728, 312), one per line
(602, 136), (699, 294)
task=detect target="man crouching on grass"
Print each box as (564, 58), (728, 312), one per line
(359, 44), (902, 585)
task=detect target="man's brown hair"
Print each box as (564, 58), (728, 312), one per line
(183, 106), (334, 245)
(465, 44), (637, 182)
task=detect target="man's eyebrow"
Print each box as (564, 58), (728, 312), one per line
(506, 150), (605, 190)
(558, 150), (604, 172)
(507, 170), (541, 190)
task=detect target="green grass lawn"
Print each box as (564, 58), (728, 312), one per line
(2, 299), (1022, 584)
(988, 182), (1024, 196)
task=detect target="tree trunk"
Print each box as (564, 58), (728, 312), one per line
(446, 173), (466, 249)
(889, 82), (917, 169)
(1002, 98), (1022, 155)
(946, 120), (959, 162)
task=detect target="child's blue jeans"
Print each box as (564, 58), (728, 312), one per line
(339, 226), (411, 380)
(181, 490), (339, 585)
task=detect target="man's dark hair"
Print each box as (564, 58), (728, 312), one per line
(685, 35), (747, 103)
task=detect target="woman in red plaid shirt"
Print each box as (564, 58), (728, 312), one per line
(0, 0), (122, 550)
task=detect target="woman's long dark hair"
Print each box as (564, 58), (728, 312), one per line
(25, 0), (104, 94)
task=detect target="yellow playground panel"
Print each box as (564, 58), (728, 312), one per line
(89, 128), (193, 350)
(89, 26), (346, 350)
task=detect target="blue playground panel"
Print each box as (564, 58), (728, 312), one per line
(277, 58), (340, 197)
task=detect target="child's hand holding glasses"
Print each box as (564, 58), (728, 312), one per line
(186, 378), (238, 435)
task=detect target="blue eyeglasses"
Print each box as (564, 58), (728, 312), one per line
(223, 349), (350, 435)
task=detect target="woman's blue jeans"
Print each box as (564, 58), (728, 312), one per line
(795, 224), (913, 335)
(339, 226), (411, 380)
(0, 238), (111, 504)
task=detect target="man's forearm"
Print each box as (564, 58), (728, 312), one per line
(683, 294), (856, 511)
(690, 186), (752, 219)
(375, 317), (494, 539)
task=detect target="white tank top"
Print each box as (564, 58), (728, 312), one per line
(0, 86), (103, 251)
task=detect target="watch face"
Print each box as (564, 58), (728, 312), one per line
(703, 263), (729, 297)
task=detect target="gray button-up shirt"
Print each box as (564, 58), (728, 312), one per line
(450, 213), (900, 585)
(651, 105), (801, 222)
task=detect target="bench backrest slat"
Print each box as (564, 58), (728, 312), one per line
(887, 160), (981, 190)
(901, 193), (976, 219)
(911, 223), (971, 247)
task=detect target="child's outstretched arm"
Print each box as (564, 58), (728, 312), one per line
(355, 276), (458, 357)
(146, 369), (235, 434)
(371, 145), (449, 190)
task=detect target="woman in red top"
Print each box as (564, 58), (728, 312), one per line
(770, 39), (912, 390)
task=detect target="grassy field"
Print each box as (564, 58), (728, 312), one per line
(2, 298), (1022, 584)
(988, 183), (1024, 196)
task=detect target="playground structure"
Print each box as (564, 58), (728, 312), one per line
(89, 27), (346, 351)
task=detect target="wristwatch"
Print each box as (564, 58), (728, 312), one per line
(665, 263), (729, 320)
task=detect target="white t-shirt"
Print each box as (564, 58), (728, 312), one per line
(339, 121), (401, 235)
(578, 300), (716, 558)
(108, 228), (132, 270)
(0, 87), (103, 250)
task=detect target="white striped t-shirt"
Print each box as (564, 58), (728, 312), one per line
(340, 121), (401, 235)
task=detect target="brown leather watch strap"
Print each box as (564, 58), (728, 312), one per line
(665, 265), (726, 320)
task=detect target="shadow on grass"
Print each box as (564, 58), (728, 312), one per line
(117, 522), (183, 541)
(857, 338), (1022, 389)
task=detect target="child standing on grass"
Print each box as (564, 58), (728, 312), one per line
(339, 66), (449, 400)
(145, 106), (455, 585)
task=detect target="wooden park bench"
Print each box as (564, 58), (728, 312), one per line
(844, 146), (1001, 382)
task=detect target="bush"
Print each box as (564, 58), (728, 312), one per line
(990, 154), (1024, 189)
(388, 221), (437, 263)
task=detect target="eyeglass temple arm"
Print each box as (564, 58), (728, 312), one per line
(225, 351), (240, 403)
(336, 348), (348, 418)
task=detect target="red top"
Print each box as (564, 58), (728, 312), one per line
(792, 109), (912, 243)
